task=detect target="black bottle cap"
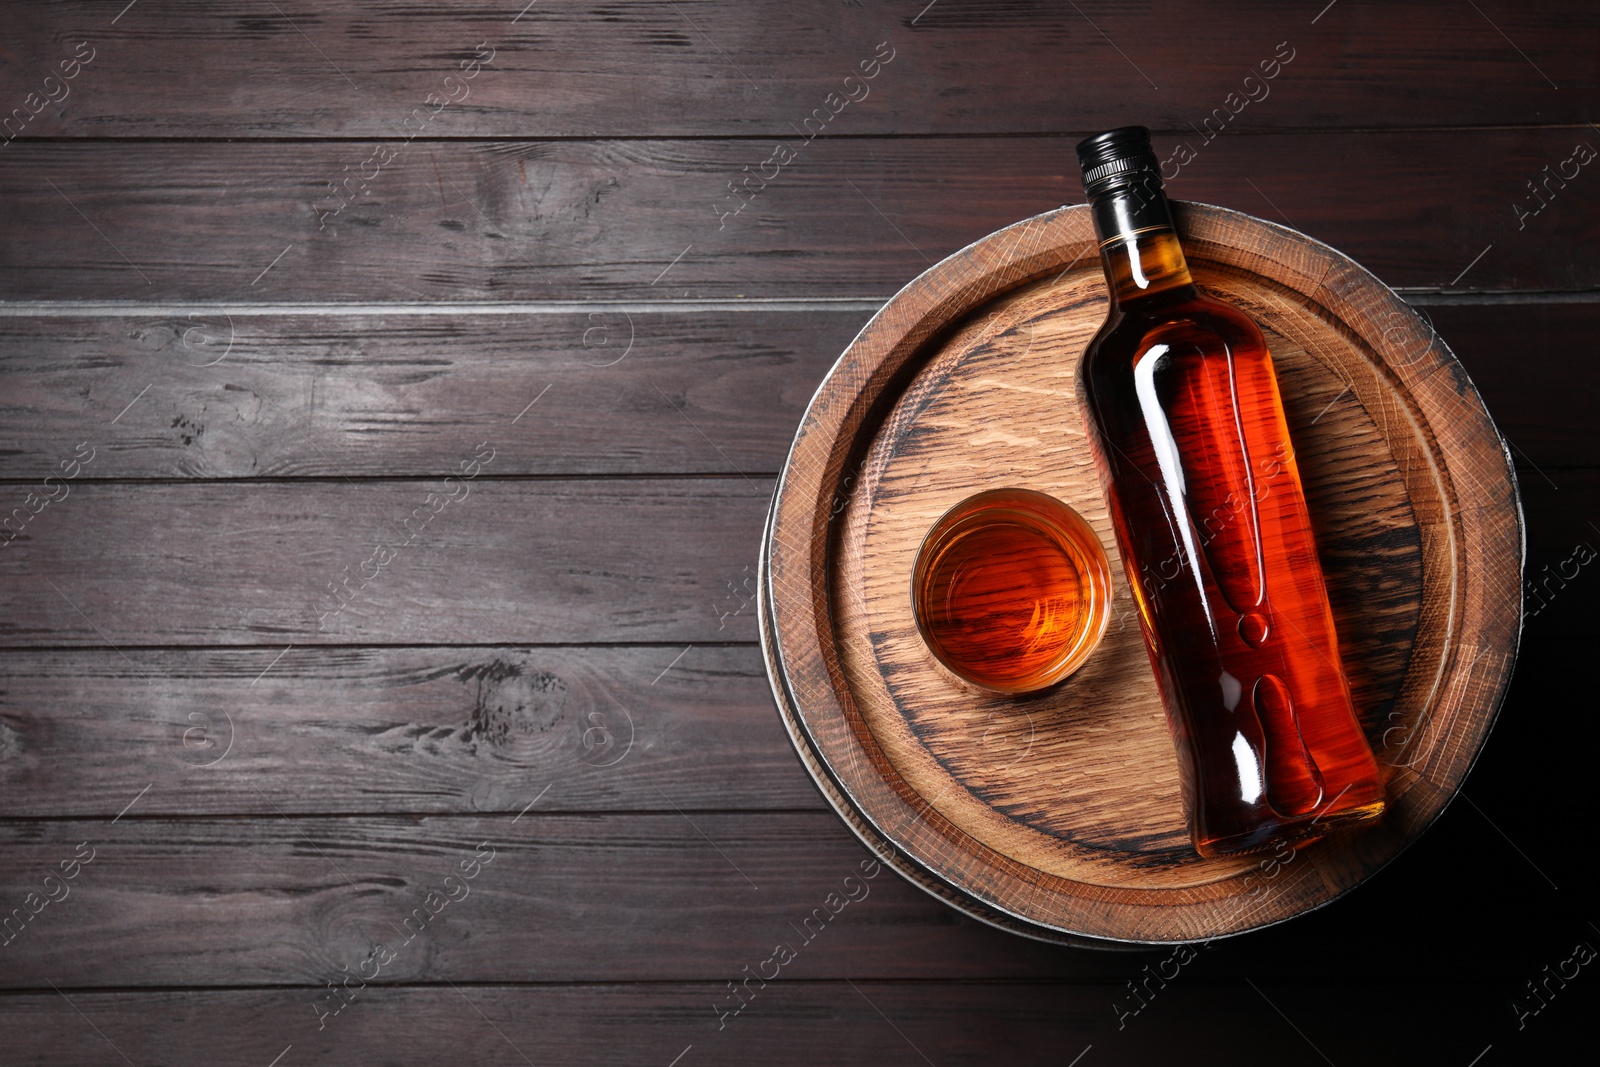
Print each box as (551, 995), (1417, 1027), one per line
(1075, 126), (1164, 200)
(1076, 126), (1173, 240)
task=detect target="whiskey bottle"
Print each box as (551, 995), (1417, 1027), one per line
(1074, 126), (1385, 857)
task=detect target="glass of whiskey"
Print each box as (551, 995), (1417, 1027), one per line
(912, 488), (1114, 694)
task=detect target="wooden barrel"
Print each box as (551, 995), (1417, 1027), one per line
(759, 202), (1522, 947)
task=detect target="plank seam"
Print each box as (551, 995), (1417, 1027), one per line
(3, 123), (1599, 143)
(0, 291), (1593, 316)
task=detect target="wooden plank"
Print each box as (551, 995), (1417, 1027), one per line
(1420, 300), (1600, 467)
(0, 980), (1583, 1067)
(0, 645), (819, 816)
(0, 312), (856, 478)
(0, 478), (770, 647)
(0, 813), (1128, 986)
(0, 629), (1580, 820)
(0, 302), (1591, 480)
(0, 799), (1590, 990)
(1, 471), (1592, 648)
(2, 1), (1593, 137)
(1423, 302), (1600, 470)
(0, 626), (1581, 823)
(0, 131), (1594, 300)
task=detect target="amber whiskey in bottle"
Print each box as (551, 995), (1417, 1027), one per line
(1074, 127), (1384, 857)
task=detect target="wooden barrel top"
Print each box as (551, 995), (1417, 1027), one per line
(759, 201), (1523, 945)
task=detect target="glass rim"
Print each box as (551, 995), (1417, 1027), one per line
(910, 487), (1115, 695)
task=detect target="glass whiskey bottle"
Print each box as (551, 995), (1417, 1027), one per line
(1074, 127), (1385, 857)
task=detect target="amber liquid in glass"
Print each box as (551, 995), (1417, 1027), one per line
(1078, 227), (1385, 857)
(913, 489), (1112, 694)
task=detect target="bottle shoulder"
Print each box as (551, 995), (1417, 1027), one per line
(1085, 288), (1265, 361)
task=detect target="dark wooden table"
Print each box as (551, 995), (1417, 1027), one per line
(1, 3), (1596, 1064)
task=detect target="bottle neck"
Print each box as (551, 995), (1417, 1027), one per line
(1089, 185), (1195, 306)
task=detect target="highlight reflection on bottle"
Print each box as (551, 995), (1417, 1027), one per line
(1074, 127), (1385, 857)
